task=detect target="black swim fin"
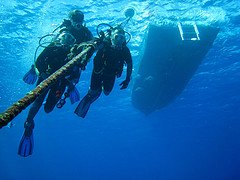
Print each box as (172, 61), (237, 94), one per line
(74, 95), (92, 118)
(18, 121), (34, 157)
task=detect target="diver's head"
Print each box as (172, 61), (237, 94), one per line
(110, 27), (126, 48)
(56, 31), (76, 48)
(69, 10), (84, 29)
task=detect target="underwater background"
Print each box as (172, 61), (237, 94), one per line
(0, 0), (240, 180)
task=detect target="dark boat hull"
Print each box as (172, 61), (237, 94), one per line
(132, 24), (220, 114)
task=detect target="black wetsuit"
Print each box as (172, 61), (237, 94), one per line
(33, 44), (80, 114)
(91, 44), (132, 93)
(28, 23), (93, 116)
(36, 44), (70, 75)
(74, 43), (133, 118)
(18, 20), (94, 157)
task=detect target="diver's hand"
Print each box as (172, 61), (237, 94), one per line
(119, 78), (130, 90)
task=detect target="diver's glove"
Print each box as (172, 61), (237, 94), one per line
(23, 65), (37, 85)
(119, 77), (130, 90)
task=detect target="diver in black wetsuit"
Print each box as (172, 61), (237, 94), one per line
(23, 9), (93, 85)
(18, 31), (79, 157)
(74, 27), (133, 118)
(32, 33), (79, 114)
(19, 10), (93, 157)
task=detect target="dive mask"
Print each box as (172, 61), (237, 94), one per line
(111, 29), (126, 48)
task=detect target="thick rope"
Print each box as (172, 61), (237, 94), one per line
(0, 44), (95, 128)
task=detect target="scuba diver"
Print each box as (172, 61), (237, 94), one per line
(23, 9), (93, 85)
(18, 31), (78, 157)
(19, 10), (94, 157)
(74, 26), (133, 118)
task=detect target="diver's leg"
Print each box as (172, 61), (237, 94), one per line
(74, 89), (101, 118)
(26, 90), (47, 122)
(102, 74), (115, 96)
(24, 77), (48, 135)
(18, 78), (48, 157)
(74, 72), (102, 118)
(23, 87), (48, 137)
(25, 78), (45, 121)
(44, 81), (66, 113)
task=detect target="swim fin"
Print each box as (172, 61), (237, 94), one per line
(69, 86), (80, 104)
(18, 133), (34, 157)
(18, 121), (34, 157)
(23, 65), (37, 85)
(74, 94), (92, 118)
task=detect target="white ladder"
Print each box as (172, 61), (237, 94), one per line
(177, 22), (200, 41)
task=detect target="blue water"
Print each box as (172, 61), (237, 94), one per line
(0, 0), (240, 180)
